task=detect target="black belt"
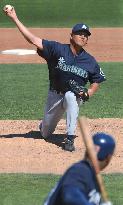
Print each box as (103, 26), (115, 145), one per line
(50, 87), (64, 95)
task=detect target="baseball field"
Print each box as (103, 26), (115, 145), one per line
(0, 0), (123, 204)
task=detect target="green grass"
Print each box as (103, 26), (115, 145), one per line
(0, 0), (123, 27)
(0, 63), (123, 119)
(0, 174), (60, 205)
(104, 174), (123, 205)
(0, 173), (122, 205)
(0, 64), (48, 119)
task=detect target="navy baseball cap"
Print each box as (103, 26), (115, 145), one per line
(72, 23), (91, 36)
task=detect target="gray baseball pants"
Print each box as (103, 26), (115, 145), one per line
(39, 90), (82, 138)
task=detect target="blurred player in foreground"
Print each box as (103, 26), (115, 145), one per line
(43, 132), (115, 205)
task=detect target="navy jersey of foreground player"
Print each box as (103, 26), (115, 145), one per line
(44, 133), (116, 205)
(37, 40), (105, 92)
(44, 160), (100, 205)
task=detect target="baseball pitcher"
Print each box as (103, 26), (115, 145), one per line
(3, 6), (106, 151)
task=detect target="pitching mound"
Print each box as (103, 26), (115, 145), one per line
(0, 119), (122, 174)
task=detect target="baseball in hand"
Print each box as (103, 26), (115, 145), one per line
(4, 4), (13, 11)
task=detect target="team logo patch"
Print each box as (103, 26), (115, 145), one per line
(100, 67), (105, 77)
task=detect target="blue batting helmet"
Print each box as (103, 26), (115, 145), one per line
(93, 132), (116, 161)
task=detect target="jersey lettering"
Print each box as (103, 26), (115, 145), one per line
(56, 57), (88, 78)
(88, 189), (101, 205)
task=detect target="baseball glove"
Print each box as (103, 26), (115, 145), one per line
(67, 79), (89, 102)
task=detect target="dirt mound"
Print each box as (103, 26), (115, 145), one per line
(0, 119), (122, 174)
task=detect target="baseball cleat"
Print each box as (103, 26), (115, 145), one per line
(64, 139), (75, 152)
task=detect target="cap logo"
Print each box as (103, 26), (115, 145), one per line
(82, 25), (87, 29)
